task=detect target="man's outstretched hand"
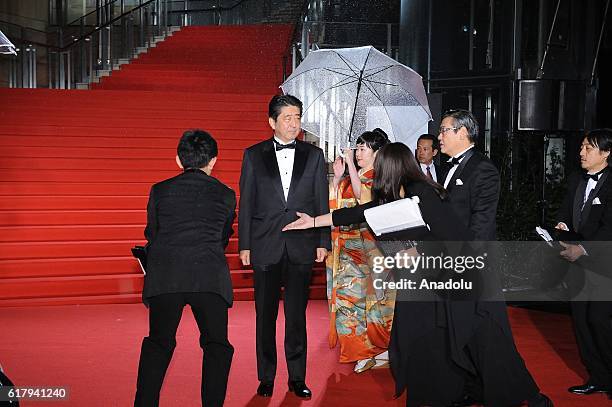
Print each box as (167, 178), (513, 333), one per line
(239, 250), (250, 266)
(316, 248), (328, 263)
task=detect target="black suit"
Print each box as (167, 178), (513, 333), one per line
(440, 148), (541, 405)
(419, 161), (442, 183)
(238, 138), (330, 383)
(559, 168), (612, 388)
(135, 169), (236, 407)
(332, 181), (471, 406)
(440, 149), (498, 240)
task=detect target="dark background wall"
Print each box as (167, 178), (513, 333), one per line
(399, 0), (610, 237)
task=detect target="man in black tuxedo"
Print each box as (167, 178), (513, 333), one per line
(135, 130), (236, 407)
(438, 109), (552, 406)
(416, 133), (441, 182)
(555, 128), (612, 397)
(238, 95), (331, 399)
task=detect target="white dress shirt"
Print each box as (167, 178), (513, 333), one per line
(583, 173), (602, 206)
(443, 145), (474, 189)
(420, 162), (437, 182)
(274, 136), (295, 200)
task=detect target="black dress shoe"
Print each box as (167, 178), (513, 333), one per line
(449, 395), (480, 406)
(288, 381), (312, 399)
(568, 383), (610, 395)
(257, 382), (274, 397)
(528, 393), (554, 407)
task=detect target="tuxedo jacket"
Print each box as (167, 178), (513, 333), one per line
(143, 169), (236, 306)
(558, 169), (612, 276)
(439, 149), (500, 241)
(439, 149), (516, 374)
(238, 138), (331, 265)
(559, 169), (612, 242)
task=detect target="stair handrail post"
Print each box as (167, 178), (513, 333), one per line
(120, 0), (126, 58)
(127, 14), (134, 58)
(9, 51), (15, 88)
(29, 45), (37, 88)
(79, 16), (87, 83)
(21, 41), (28, 88)
(67, 49), (72, 89)
(47, 50), (52, 89)
(139, 0), (145, 49)
(58, 49), (64, 89)
(108, 0), (114, 70)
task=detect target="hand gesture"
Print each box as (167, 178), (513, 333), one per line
(559, 241), (584, 262)
(333, 156), (345, 180)
(344, 148), (354, 161)
(282, 212), (314, 231)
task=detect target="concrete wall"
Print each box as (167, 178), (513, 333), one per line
(0, 0), (49, 31)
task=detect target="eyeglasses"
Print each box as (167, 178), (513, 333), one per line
(439, 127), (459, 134)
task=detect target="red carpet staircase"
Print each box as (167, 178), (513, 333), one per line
(0, 25), (326, 306)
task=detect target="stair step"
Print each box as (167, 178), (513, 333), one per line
(0, 23), (306, 307)
(0, 134), (267, 147)
(0, 156), (243, 171)
(0, 285), (326, 307)
(0, 238), (243, 260)
(0, 169), (240, 185)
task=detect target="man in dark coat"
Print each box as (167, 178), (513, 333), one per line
(438, 109), (551, 407)
(556, 128), (612, 397)
(416, 133), (442, 183)
(238, 95), (331, 399)
(134, 129), (236, 407)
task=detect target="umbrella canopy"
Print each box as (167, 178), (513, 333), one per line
(281, 46), (431, 149)
(0, 29), (17, 55)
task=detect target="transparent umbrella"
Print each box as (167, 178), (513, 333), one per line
(0, 29), (16, 55)
(281, 46), (431, 149)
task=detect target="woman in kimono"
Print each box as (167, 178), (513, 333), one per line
(327, 128), (393, 373)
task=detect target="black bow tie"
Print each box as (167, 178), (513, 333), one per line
(584, 169), (606, 182)
(449, 152), (467, 166)
(274, 140), (296, 151)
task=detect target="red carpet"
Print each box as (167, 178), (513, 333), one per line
(0, 302), (604, 406)
(0, 24), (326, 306)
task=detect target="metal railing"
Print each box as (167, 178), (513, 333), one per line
(0, 0), (275, 89)
(166, 0), (263, 26)
(0, 0), (399, 90)
(282, 0), (401, 158)
(285, 0), (400, 77)
(1, 0), (170, 89)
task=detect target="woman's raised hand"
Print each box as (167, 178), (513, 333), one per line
(333, 156), (345, 180)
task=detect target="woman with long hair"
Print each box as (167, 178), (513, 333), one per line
(284, 142), (473, 406)
(327, 129), (393, 373)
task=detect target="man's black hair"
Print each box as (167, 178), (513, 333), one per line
(177, 129), (218, 169)
(268, 94), (303, 121)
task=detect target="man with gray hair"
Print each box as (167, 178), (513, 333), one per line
(438, 109), (552, 406)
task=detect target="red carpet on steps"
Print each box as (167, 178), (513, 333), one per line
(0, 24), (328, 306)
(0, 302), (602, 406)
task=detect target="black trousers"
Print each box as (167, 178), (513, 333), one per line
(461, 316), (540, 406)
(253, 251), (312, 383)
(571, 300), (612, 387)
(134, 292), (233, 407)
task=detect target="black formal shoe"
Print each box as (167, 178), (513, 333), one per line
(448, 395), (480, 407)
(568, 383), (610, 395)
(257, 382), (274, 397)
(528, 393), (554, 407)
(288, 381), (312, 399)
